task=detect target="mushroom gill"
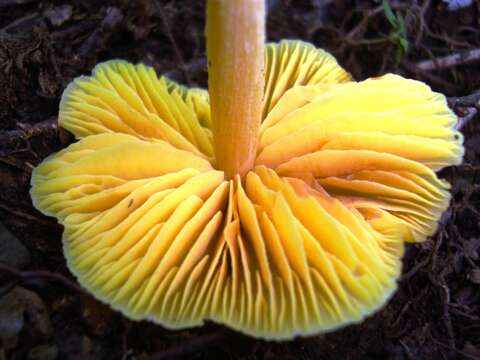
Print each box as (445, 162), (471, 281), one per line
(30, 0), (463, 340)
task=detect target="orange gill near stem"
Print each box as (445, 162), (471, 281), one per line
(207, 0), (265, 179)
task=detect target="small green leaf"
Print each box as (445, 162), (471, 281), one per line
(399, 37), (409, 52)
(397, 13), (407, 35)
(382, 0), (397, 27)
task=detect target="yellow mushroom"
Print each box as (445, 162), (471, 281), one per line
(30, 0), (463, 340)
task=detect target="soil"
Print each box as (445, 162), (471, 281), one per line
(0, 0), (479, 359)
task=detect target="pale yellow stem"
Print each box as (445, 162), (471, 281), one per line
(207, 0), (265, 179)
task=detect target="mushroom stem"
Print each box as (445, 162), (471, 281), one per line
(207, 0), (265, 179)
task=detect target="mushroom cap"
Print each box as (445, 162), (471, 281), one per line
(30, 40), (463, 339)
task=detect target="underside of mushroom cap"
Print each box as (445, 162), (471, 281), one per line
(30, 40), (463, 340)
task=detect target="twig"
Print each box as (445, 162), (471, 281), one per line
(0, 118), (57, 157)
(401, 60), (458, 93)
(0, 204), (58, 227)
(449, 303), (480, 322)
(0, 156), (34, 171)
(416, 48), (480, 71)
(447, 91), (480, 130)
(398, 340), (415, 360)
(79, 7), (123, 56)
(455, 107), (478, 131)
(155, 1), (191, 85)
(147, 328), (232, 360)
(448, 92), (480, 108)
(0, 263), (87, 294)
(1, 118), (57, 141)
(121, 321), (132, 360)
(346, 5), (384, 41)
(413, 0), (430, 46)
(0, 12), (39, 33)
(50, 21), (96, 40)
(434, 340), (480, 360)
(400, 255), (430, 282)
(429, 230), (444, 272)
(164, 58), (206, 82)
(427, 232), (456, 357)
(0, 0), (37, 8)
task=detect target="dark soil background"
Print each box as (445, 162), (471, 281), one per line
(1, 0), (479, 359)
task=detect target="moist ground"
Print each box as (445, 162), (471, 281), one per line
(0, 1), (479, 359)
